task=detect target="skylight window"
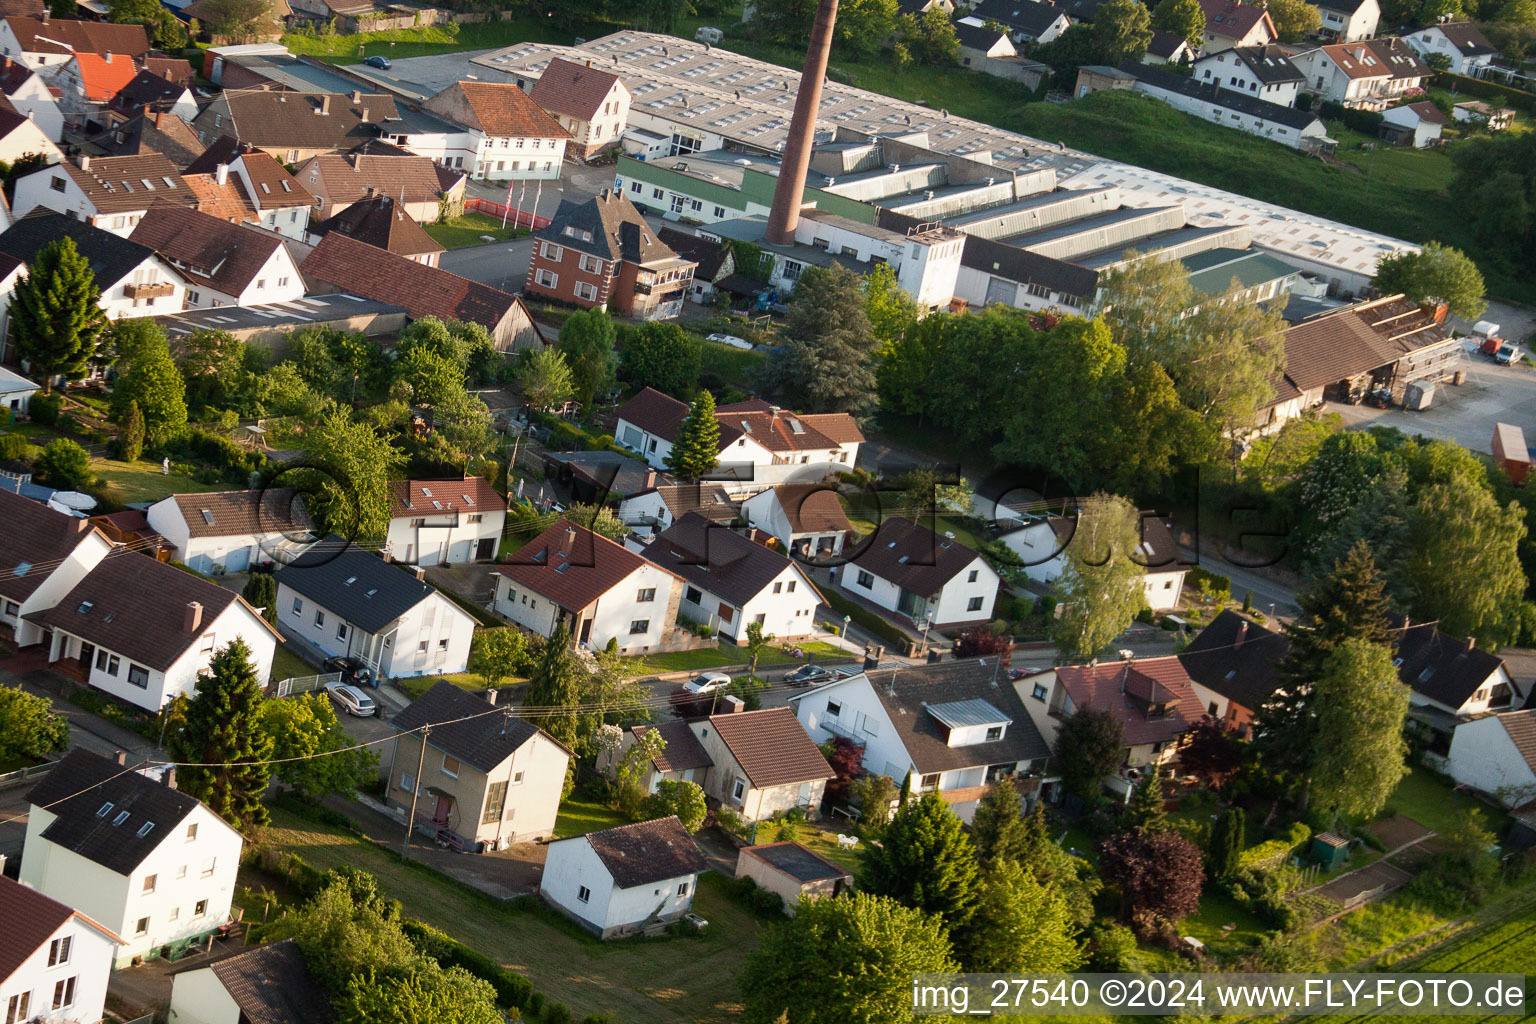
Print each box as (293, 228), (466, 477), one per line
(345, 576), (358, 585)
(261, 183), (271, 194)
(462, 495), (475, 506)
(14, 561), (30, 576)
(141, 179), (155, 190)
(78, 601), (94, 613)
(112, 811), (130, 826)
(281, 181), (292, 192)
(365, 588), (377, 597)
(121, 181), (133, 192)
(162, 176), (176, 188)
(200, 509), (213, 524)
(421, 487), (434, 497)
(137, 822), (154, 838)
(96, 802), (114, 818)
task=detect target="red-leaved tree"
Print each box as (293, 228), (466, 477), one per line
(823, 735), (865, 805)
(1180, 716), (1244, 789)
(954, 626), (1011, 666)
(1097, 827), (1205, 938)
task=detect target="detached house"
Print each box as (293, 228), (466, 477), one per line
(1292, 39), (1430, 110)
(969, 0), (1072, 43)
(12, 153), (196, 237)
(540, 817), (708, 938)
(313, 195), (446, 267)
(792, 659), (1051, 822)
(615, 387), (863, 490)
(387, 681), (572, 850)
(1178, 609), (1288, 736)
(640, 511), (823, 640)
(144, 488), (313, 573)
(601, 719), (715, 794)
(1381, 100), (1447, 148)
(168, 939), (333, 1024)
(0, 55), (63, 140)
(690, 706), (835, 821)
(1193, 0), (1276, 55)
(106, 67), (198, 122)
(1194, 44), (1305, 106)
(274, 541), (477, 679)
(385, 476), (507, 566)
(0, 875), (120, 1024)
(1396, 619), (1523, 745)
(844, 517), (999, 628)
(422, 80), (569, 181)
(618, 481), (739, 533)
(1442, 710), (1536, 809)
(0, 488), (112, 647)
(29, 552), (281, 711)
(741, 483), (855, 560)
(526, 190), (697, 321)
(184, 142), (313, 240)
(191, 90), (400, 164)
(998, 511), (1187, 611)
(1403, 22), (1497, 76)
(1020, 655), (1205, 771)
(55, 52), (138, 121)
(493, 519), (682, 654)
(528, 56), (631, 158)
(21, 749), (245, 967)
(0, 97), (60, 165)
(0, 213), (187, 320)
(1313, 0), (1380, 42)
(293, 148), (465, 225)
(128, 203), (307, 309)
(0, 15), (149, 72)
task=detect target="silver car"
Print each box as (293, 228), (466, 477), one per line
(682, 671), (732, 694)
(326, 683), (378, 717)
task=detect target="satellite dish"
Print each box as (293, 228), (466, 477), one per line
(50, 491), (97, 511)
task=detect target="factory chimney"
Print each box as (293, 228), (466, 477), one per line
(764, 0), (839, 245)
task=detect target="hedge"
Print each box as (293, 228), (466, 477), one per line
(29, 393), (62, 427)
(1319, 99), (1384, 135)
(0, 432), (32, 461)
(399, 920), (534, 1009)
(1239, 821), (1311, 869)
(1435, 71), (1536, 115)
(821, 589), (912, 651)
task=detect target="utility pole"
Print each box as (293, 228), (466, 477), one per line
(493, 711), (514, 851)
(402, 724), (430, 861)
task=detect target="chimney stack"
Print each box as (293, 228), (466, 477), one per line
(485, 688), (498, 706)
(644, 470), (656, 489)
(1467, 636), (1476, 651)
(360, 107), (370, 122)
(320, 95), (331, 115)
(764, 0), (840, 245)
(164, 766), (177, 790)
(115, 749), (127, 765)
(78, 155), (89, 170)
(40, 8), (47, 22)
(722, 694), (745, 713)
(215, 162), (229, 186)
(351, 89), (362, 103)
(1234, 621), (1247, 648)
(185, 601), (203, 632)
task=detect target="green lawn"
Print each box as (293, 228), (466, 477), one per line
(763, 820), (866, 874)
(424, 213), (529, 249)
(253, 806), (759, 1022)
(1380, 765), (1498, 836)
(394, 671), (521, 700)
(553, 794), (632, 838)
(271, 644), (316, 684)
(1320, 895), (1448, 970)
(93, 458), (228, 504)
(697, 342), (768, 394)
(1179, 890), (1272, 960)
(281, 17), (606, 63)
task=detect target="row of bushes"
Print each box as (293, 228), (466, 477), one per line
(1435, 71), (1536, 115)
(1319, 99), (1386, 136)
(400, 920), (534, 1010)
(721, 874), (788, 918)
(1220, 867), (1297, 930)
(155, 427), (267, 482)
(1239, 821), (1312, 870)
(820, 589), (912, 651)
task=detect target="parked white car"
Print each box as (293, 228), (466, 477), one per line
(326, 683), (378, 717)
(706, 333), (752, 350)
(682, 671), (732, 694)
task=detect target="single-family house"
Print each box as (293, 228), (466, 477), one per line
(1116, 62), (1332, 150)
(640, 512), (823, 640)
(740, 483), (854, 560)
(106, 67), (198, 122)
(735, 842), (851, 914)
(128, 204), (307, 309)
(599, 719), (715, 793)
(385, 476), (506, 566)
(1403, 21), (1497, 76)
(0, 488), (114, 646)
(1453, 99), (1514, 129)
(542, 450), (661, 503)
(0, 213), (188, 320)
(1291, 39), (1430, 110)
(969, 0), (1073, 43)
(142, 56), (194, 88)
(0, 55), (63, 140)
(1313, 0), (1379, 41)
(998, 510), (1187, 611)
(0, 15), (149, 72)
(843, 517), (999, 628)
(791, 659), (1051, 822)
(493, 518), (683, 654)
(190, 90), (401, 164)
(656, 226), (735, 305)
(144, 488), (313, 574)
(293, 148), (465, 226)
(0, 364), (37, 416)
(525, 190), (697, 321)
(54, 52), (138, 121)
(313, 195), (446, 267)
(528, 56), (631, 158)
(1020, 655), (1205, 771)
(184, 142), (314, 240)
(0, 96), (60, 165)
(1144, 30), (1198, 64)
(300, 232), (546, 352)
(422, 80), (569, 181)
(12, 153), (196, 237)
(615, 387), (863, 491)
(954, 18), (1049, 88)
(689, 706), (835, 821)
(1194, 0), (1276, 55)
(1381, 99), (1447, 147)
(387, 681), (573, 850)
(20, 749), (245, 967)
(1441, 710), (1536, 809)
(618, 482), (739, 533)
(1396, 619), (1523, 744)
(540, 817), (708, 938)
(0, 874), (120, 1024)
(1178, 609), (1287, 736)
(168, 939), (332, 1024)
(98, 111), (205, 167)
(1194, 44), (1305, 106)
(274, 541), (478, 679)
(28, 551), (281, 710)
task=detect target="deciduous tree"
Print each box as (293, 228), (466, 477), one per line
(641, 782), (708, 833)
(558, 308), (618, 408)
(666, 390), (721, 480)
(1095, 0), (1153, 62)
(1265, 0), (1321, 39)
(298, 409), (406, 542)
(12, 237), (105, 390)
(851, 772), (898, 827)
(1180, 716), (1243, 788)
(167, 638), (274, 833)
(1051, 492), (1148, 659)
(257, 693), (379, 801)
(1151, 0), (1205, 43)
(953, 859), (1086, 973)
(264, 874), (419, 993)
(36, 439), (92, 491)
(1053, 708), (1125, 802)
(618, 322), (702, 398)
(953, 626), (1012, 663)
(338, 964), (502, 1024)
(857, 790), (981, 930)
(516, 348), (574, 413)
(110, 325), (187, 445)
(1097, 826), (1205, 936)
(566, 503), (627, 541)
(1372, 241), (1486, 320)
(467, 628), (532, 688)
(864, 262), (918, 351)
(0, 686), (68, 763)
(1309, 637), (1410, 821)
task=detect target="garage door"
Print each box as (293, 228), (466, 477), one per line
(223, 545), (251, 572)
(985, 276), (1017, 307)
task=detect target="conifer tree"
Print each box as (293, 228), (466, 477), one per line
(857, 790), (980, 931)
(168, 638), (274, 833)
(665, 390), (720, 481)
(119, 399), (145, 463)
(970, 778), (1028, 865)
(953, 859), (1085, 973)
(1123, 764), (1168, 832)
(11, 237), (105, 390)
(1207, 807), (1245, 879)
(522, 623), (592, 754)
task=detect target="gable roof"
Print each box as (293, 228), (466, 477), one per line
(1495, 710), (1536, 774)
(0, 212), (163, 287)
(0, 875), (122, 981)
(297, 151), (456, 209)
(317, 195), (445, 260)
(1122, 62), (1323, 130)
(129, 204), (289, 295)
(578, 816), (708, 888)
(1178, 609), (1289, 713)
(1425, 21), (1494, 57)
(1364, 37), (1431, 79)
(656, 226), (730, 279)
(237, 150), (311, 208)
(1196, 0), (1276, 40)
(1279, 304), (1397, 390)
(0, 487), (102, 603)
(849, 516), (987, 596)
(497, 518), (664, 614)
(954, 18), (1012, 51)
(2, 15), (149, 56)
(1213, 43), (1305, 83)
(190, 940), (334, 1024)
(970, 0), (1072, 35)
(163, 488), (310, 539)
(1051, 656), (1206, 747)
(97, 111), (205, 166)
(613, 387), (862, 454)
(628, 482), (738, 524)
(832, 659), (1051, 773)
(631, 719), (714, 773)
(768, 485), (853, 535)
(58, 153), (195, 213)
(29, 551), (276, 671)
(1395, 621), (1506, 709)
(529, 56), (627, 122)
(703, 706), (834, 789)
(69, 51), (138, 103)
(111, 67), (195, 117)
(185, 172), (258, 224)
(642, 511), (819, 609)
(25, 749), (206, 875)
(536, 189), (683, 266)
(274, 539), (446, 634)
(1391, 99), (1448, 125)
(1315, 0), (1372, 13)
(1148, 29), (1195, 58)
(143, 57), (195, 88)
(197, 90), (400, 151)
(390, 680), (557, 774)
(740, 841), (850, 883)
(435, 80), (568, 139)
(390, 476), (505, 518)
(615, 386), (689, 438)
(300, 232), (530, 333)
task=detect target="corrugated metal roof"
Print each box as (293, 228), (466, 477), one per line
(925, 697), (1009, 729)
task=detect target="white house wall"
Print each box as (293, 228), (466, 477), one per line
(7, 529), (113, 646)
(168, 965), (243, 1024)
(929, 556), (1000, 624)
(1443, 716), (1536, 808)
(276, 583), (473, 677)
(492, 574), (561, 636)
(385, 506), (507, 566)
(0, 909), (116, 1024)
(793, 678), (913, 783)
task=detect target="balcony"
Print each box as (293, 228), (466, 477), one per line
(124, 282), (174, 300)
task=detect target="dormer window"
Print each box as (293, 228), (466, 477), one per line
(985, 725), (1003, 742)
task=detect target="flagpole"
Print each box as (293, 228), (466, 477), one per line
(534, 179), (542, 227)
(513, 184), (527, 230)
(502, 177), (515, 229)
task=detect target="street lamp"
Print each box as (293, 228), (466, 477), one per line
(1269, 602), (1276, 622)
(920, 608), (936, 650)
(841, 614), (851, 638)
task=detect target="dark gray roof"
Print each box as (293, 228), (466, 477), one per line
(274, 538), (440, 634)
(175, 940), (333, 1024)
(971, 0), (1071, 35)
(1395, 622), (1507, 710)
(0, 488), (102, 604)
(1428, 21), (1495, 57)
(641, 512), (816, 609)
(0, 211), (161, 288)
(955, 19), (1009, 50)
(1217, 44), (1305, 84)
(1122, 61), (1324, 131)
(632, 719), (714, 773)
(536, 189), (680, 266)
(26, 749), (202, 876)
(883, 204), (1101, 297)
(1178, 609), (1289, 713)
(849, 516), (986, 597)
(1315, 0), (1372, 13)
(390, 680), (558, 774)
(1148, 29), (1194, 57)
(579, 815), (708, 888)
(741, 841), (850, 883)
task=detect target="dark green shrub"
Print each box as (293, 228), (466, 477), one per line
(0, 432), (31, 461)
(527, 992), (545, 1017)
(544, 1004), (572, 1024)
(29, 393), (62, 426)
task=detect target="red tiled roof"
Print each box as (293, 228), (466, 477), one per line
(497, 518), (674, 614)
(704, 707), (835, 789)
(390, 476), (505, 518)
(445, 80), (568, 139)
(615, 386), (690, 438)
(772, 484), (853, 534)
(63, 152), (195, 213)
(614, 387), (862, 453)
(142, 57), (194, 88)
(1053, 656), (1205, 747)
(128, 203), (288, 295)
(2, 15), (149, 56)
(529, 56), (627, 122)
(70, 51), (138, 103)
(185, 172), (258, 224)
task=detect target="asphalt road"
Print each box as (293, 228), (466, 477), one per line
(442, 236), (535, 293)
